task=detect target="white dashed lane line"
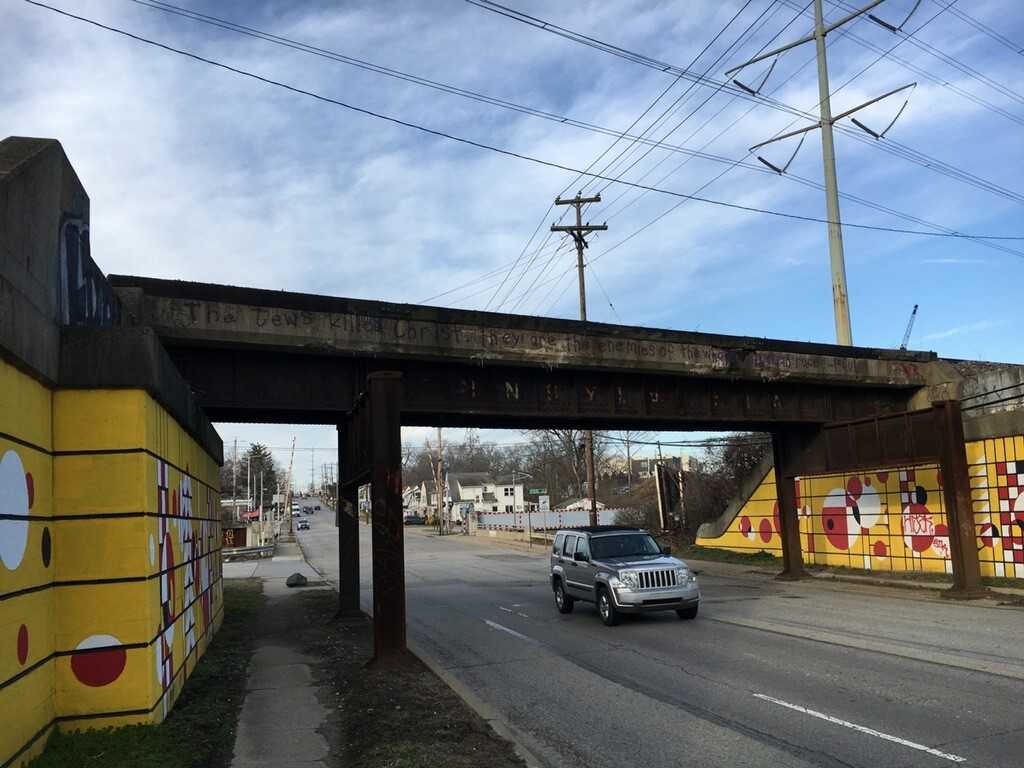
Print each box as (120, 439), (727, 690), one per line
(484, 620), (535, 642)
(752, 693), (967, 764)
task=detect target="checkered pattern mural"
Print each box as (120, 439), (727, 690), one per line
(970, 437), (1024, 578)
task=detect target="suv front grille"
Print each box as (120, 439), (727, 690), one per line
(637, 569), (677, 590)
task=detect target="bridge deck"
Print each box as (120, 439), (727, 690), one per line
(110, 276), (946, 391)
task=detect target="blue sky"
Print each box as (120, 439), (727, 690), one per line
(5, 0), (1022, 485)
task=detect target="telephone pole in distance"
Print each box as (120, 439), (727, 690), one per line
(552, 192), (607, 527)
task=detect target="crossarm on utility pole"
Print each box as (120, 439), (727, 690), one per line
(554, 194), (602, 206)
(724, 0), (885, 74)
(550, 224), (608, 233)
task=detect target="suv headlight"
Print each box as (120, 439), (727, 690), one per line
(676, 567), (697, 584)
(617, 570), (639, 589)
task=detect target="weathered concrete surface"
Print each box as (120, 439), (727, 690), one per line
(0, 138), (79, 383)
(59, 326), (223, 462)
(110, 275), (946, 388)
(1, 136), (121, 385)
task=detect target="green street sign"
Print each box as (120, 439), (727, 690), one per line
(528, 487), (547, 495)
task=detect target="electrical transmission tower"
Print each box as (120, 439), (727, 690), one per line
(726, 0), (915, 347)
(551, 192), (607, 527)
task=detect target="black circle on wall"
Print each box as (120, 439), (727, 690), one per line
(41, 527), (52, 568)
(914, 485), (927, 505)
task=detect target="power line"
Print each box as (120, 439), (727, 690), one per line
(587, 0), (786, 202)
(836, 0), (1024, 107)
(940, 2), (1023, 56)
(515, 0), (1024, 268)
(487, 1), (764, 314)
(137, 0), (1019, 309)
(27, 1), (1024, 246)
(470, 0), (1024, 206)
(785, 0), (1024, 120)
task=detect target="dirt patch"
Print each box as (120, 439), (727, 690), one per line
(294, 590), (525, 768)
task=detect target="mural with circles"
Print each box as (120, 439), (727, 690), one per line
(1, 366), (223, 768)
(698, 434), (1024, 580)
(153, 457), (223, 719)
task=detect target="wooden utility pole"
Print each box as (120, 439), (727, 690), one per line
(435, 427), (445, 534)
(552, 192), (607, 527)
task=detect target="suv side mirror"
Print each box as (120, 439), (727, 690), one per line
(660, 545), (672, 555)
(574, 551), (589, 562)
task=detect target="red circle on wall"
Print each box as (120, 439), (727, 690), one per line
(25, 472), (34, 508)
(873, 540), (887, 558)
(759, 518), (773, 543)
(739, 516), (752, 537)
(70, 643), (127, 692)
(17, 625), (28, 665)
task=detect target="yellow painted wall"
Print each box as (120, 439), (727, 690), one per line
(0, 364), (223, 768)
(0, 362), (56, 768)
(697, 433), (1024, 580)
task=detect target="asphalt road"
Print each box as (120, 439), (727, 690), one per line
(295, 501), (1024, 768)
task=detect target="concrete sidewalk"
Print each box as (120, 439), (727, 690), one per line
(225, 550), (335, 768)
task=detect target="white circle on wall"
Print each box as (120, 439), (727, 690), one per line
(148, 534), (156, 567)
(0, 450), (30, 571)
(855, 483), (883, 529)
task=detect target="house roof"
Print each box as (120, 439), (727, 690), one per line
(449, 472), (492, 488)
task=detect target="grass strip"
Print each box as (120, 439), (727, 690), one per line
(29, 579), (264, 768)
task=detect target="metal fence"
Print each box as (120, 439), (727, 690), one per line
(477, 508), (628, 531)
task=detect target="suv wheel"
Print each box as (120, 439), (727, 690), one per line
(676, 604), (698, 620)
(597, 587), (619, 626)
(554, 580), (574, 614)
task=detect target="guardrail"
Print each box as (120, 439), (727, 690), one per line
(223, 544), (275, 560)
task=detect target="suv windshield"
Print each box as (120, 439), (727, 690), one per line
(590, 533), (661, 559)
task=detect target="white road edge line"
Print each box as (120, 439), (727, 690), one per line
(751, 693), (967, 764)
(498, 606), (513, 613)
(484, 620), (534, 642)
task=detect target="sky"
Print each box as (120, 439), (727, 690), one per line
(5, 0), (1022, 488)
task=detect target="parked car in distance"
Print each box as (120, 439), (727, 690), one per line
(550, 526), (699, 626)
(296, 520), (310, 531)
(314, 505), (321, 512)
(403, 515), (426, 525)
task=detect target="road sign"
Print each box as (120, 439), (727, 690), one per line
(529, 487), (547, 495)
(538, 495), (550, 514)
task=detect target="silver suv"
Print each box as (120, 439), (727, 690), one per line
(550, 526), (699, 626)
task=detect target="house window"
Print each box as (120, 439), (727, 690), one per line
(504, 504), (513, 513)
(504, 487), (513, 497)
(492, 505), (498, 512)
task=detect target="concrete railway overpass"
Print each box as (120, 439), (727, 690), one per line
(103, 274), (1000, 659)
(2, 135), (1020, 760)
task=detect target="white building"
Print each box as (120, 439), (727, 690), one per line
(557, 498), (608, 511)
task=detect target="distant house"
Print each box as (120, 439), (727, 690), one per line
(631, 455), (691, 479)
(446, 472), (532, 515)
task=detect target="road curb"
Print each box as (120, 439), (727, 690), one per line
(407, 639), (550, 768)
(296, 524), (550, 766)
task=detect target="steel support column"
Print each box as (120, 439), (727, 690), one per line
(368, 371), (407, 659)
(336, 422), (361, 617)
(934, 400), (988, 598)
(773, 429), (805, 580)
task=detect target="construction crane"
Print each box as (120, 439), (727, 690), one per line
(899, 304), (919, 350)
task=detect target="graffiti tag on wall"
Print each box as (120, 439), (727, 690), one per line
(59, 215), (119, 326)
